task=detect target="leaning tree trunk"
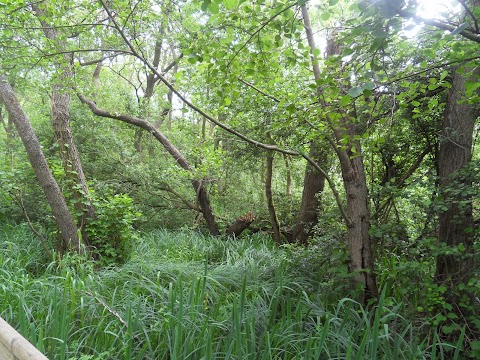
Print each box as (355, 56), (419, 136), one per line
(302, 3), (377, 303)
(78, 94), (221, 236)
(265, 153), (281, 245)
(33, 3), (95, 237)
(0, 76), (81, 252)
(435, 65), (479, 289)
(292, 143), (326, 245)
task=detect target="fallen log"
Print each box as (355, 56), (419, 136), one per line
(225, 211), (255, 238)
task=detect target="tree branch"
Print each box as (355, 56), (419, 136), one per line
(395, 8), (480, 43)
(458, 0), (479, 33)
(226, 2), (299, 68)
(77, 92), (192, 170)
(237, 78), (281, 103)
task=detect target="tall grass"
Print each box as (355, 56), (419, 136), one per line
(0, 225), (466, 359)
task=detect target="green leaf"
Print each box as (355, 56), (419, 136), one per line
(224, 0), (238, 10)
(329, 0), (339, 5)
(201, 0), (211, 11)
(340, 95), (352, 106)
(209, 2), (219, 13)
(364, 81), (375, 90)
(224, 97), (231, 106)
(450, 22), (468, 36)
(321, 12), (331, 21)
(347, 86), (363, 98)
(286, 103), (296, 113)
(372, 29), (389, 38)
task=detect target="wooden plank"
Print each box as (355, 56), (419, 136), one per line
(0, 317), (48, 360)
(0, 338), (18, 360)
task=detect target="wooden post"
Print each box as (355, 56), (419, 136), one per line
(0, 317), (48, 360)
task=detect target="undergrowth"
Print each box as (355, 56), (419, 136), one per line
(0, 224), (470, 359)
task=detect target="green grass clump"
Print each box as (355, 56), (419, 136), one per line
(0, 225), (467, 359)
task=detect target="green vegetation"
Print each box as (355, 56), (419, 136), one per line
(0, 224), (472, 359)
(0, 0), (479, 358)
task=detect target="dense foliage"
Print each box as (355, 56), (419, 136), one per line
(0, 0), (479, 358)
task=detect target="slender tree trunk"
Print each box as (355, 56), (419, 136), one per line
(51, 79), (94, 225)
(265, 153), (281, 244)
(283, 154), (293, 197)
(292, 143), (326, 244)
(0, 76), (81, 251)
(435, 66), (479, 288)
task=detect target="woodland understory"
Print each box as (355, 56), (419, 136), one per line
(0, 0), (479, 358)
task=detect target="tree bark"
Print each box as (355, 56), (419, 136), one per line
(337, 134), (377, 302)
(0, 76), (81, 252)
(302, 4), (378, 303)
(226, 211), (255, 237)
(435, 65), (479, 287)
(265, 153), (281, 245)
(283, 154), (293, 197)
(292, 143), (326, 245)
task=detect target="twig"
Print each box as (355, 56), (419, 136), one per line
(16, 192), (52, 259)
(85, 290), (142, 343)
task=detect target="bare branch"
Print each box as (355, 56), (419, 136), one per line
(226, 2), (299, 68)
(395, 8), (480, 43)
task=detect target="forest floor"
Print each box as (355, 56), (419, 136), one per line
(0, 223), (469, 359)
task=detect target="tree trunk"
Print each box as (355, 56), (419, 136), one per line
(283, 154), (293, 197)
(51, 80), (95, 226)
(33, 3), (95, 238)
(302, 3), (377, 303)
(226, 211), (255, 237)
(292, 143), (326, 245)
(435, 66), (479, 288)
(337, 137), (377, 302)
(0, 76), (81, 252)
(265, 153), (281, 244)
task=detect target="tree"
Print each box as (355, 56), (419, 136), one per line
(301, 4), (378, 302)
(0, 76), (81, 252)
(291, 144), (326, 245)
(77, 93), (221, 236)
(265, 152), (282, 244)
(435, 56), (479, 290)
(32, 2), (95, 240)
